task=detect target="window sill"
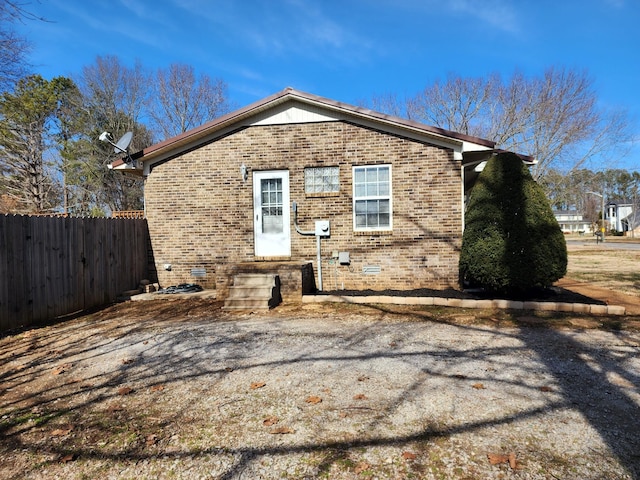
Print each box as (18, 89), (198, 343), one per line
(353, 230), (393, 236)
(305, 192), (340, 198)
(254, 256), (292, 261)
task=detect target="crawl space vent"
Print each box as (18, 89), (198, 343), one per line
(191, 267), (207, 278)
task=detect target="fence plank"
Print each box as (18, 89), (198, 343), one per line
(0, 216), (8, 330)
(50, 217), (65, 318)
(72, 217), (85, 313)
(29, 216), (44, 323)
(9, 216), (30, 327)
(0, 215), (149, 331)
(59, 217), (72, 315)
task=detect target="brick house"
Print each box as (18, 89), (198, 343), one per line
(112, 88), (516, 301)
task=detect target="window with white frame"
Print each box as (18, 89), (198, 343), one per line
(304, 166), (340, 194)
(353, 165), (391, 230)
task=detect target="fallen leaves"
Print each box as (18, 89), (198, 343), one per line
(145, 434), (159, 446)
(250, 381), (266, 390)
(305, 395), (322, 404)
(150, 384), (165, 392)
(402, 451), (417, 460)
(263, 416), (279, 426)
(52, 363), (72, 375)
(487, 452), (519, 470)
(261, 414), (292, 434)
(487, 453), (509, 465)
(50, 425), (74, 437)
(354, 461), (370, 473)
(118, 386), (133, 395)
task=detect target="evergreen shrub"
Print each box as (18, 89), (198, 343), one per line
(459, 152), (567, 295)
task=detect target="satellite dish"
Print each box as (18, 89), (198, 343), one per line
(98, 130), (136, 168)
(113, 131), (133, 154)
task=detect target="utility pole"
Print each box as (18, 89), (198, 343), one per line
(587, 191), (606, 243)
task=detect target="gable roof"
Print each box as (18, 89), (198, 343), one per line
(110, 87), (498, 173)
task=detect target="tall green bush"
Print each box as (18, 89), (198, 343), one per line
(459, 152), (567, 295)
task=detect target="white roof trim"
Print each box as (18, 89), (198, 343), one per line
(140, 92), (496, 174)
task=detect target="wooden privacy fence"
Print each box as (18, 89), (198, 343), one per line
(0, 215), (149, 332)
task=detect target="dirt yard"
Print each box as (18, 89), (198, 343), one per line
(2, 306), (639, 479)
(1, 243), (639, 479)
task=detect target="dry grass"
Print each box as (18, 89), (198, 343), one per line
(566, 243), (640, 298)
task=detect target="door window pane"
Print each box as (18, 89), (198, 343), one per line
(261, 178), (283, 234)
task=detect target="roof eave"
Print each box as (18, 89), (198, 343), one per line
(110, 87), (498, 168)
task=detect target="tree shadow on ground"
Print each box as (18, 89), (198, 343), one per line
(0, 300), (639, 478)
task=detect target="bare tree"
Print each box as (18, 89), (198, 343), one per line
(358, 92), (407, 119)
(80, 55), (149, 135)
(0, 115), (56, 213)
(0, 75), (73, 213)
(0, 0), (35, 91)
(69, 55), (152, 214)
(405, 68), (631, 179)
(149, 63), (229, 139)
(407, 73), (501, 137)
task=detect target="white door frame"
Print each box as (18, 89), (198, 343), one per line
(253, 170), (291, 257)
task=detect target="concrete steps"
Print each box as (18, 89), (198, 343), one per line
(223, 274), (281, 310)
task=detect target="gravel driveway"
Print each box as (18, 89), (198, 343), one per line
(1, 300), (639, 479)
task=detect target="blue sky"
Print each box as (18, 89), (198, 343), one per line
(15, 0), (640, 170)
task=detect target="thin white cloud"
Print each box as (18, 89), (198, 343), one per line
(371, 0), (520, 34)
(173, 0), (376, 65)
(47, 0), (175, 54)
(441, 0), (520, 33)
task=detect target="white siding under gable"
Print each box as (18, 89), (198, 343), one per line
(250, 103), (339, 126)
(248, 98), (494, 158)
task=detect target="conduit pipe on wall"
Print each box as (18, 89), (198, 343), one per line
(292, 201), (329, 291)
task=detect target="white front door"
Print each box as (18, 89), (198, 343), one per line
(253, 170), (291, 257)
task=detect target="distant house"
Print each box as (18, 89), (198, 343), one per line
(553, 210), (593, 234)
(607, 200), (638, 234)
(111, 88), (532, 300)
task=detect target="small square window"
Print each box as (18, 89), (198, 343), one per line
(305, 166), (339, 194)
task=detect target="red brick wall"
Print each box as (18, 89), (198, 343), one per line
(144, 121), (462, 296)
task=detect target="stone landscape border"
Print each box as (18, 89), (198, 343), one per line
(303, 294), (627, 315)
(128, 289), (627, 316)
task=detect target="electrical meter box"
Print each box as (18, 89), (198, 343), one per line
(315, 220), (330, 237)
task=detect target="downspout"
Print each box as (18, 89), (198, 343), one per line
(461, 163), (466, 233)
